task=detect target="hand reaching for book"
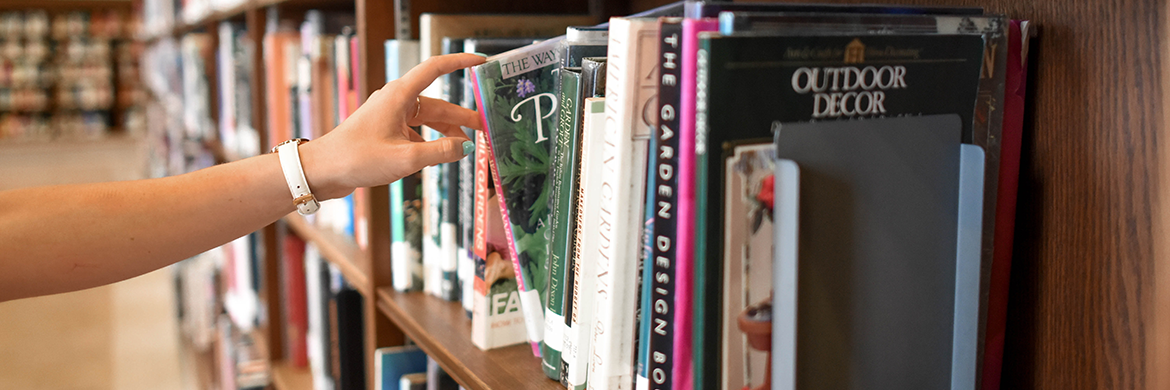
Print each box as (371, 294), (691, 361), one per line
(299, 52), (486, 200)
(0, 53), (488, 302)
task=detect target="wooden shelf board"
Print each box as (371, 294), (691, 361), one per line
(271, 361), (314, 390)
(284, 213), (371, 295)
(375, 288), (562, 390)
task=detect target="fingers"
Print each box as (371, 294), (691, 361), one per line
(423, 122), (472, 142)
(409, 136), (473, 168)
(408, 96), (483, 130)
(393, 53), (487, 105)
(400, 125), (426, 142)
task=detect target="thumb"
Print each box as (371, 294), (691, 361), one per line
(411, 136), (473, 168)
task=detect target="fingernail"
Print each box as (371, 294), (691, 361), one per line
(462, 140), (475, 156)
(473, 52), (488, 58)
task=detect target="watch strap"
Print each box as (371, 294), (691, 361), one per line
(275, 138), (320, 215)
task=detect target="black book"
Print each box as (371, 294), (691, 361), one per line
(646, 16), (682, 390)
(694, 33), (984, 390)
(335, 284), (365, 390)
(560, 26), (608, 67)
(439, 37), (464, 304)
(684, 1), (983, 18)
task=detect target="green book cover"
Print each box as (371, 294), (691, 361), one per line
(542, 66), (582, 380)
(471, 37), (565, 355)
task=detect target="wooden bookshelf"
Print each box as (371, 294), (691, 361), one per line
(375, 288), (562, 390)
(271, 361), (314, 390)
(284, 213), (371, 295)
(139, 0), (1170, 389)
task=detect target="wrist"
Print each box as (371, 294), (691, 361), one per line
(296, 138), (353, 201)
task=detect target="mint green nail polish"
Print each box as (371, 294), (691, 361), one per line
(462, 140), (475, 156)
(473, 52), (488, 58)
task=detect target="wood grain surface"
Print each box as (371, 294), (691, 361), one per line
(376, 288), (564, 390)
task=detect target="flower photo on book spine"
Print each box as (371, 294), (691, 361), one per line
(482, 64), (557, 308)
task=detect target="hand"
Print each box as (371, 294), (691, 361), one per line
(299, 53), (487, 200)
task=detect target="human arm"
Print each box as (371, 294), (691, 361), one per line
(0, 53), (486, 302)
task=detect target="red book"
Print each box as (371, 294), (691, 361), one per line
(981, 20), (1035, 390)
(282, 233), (309, 368)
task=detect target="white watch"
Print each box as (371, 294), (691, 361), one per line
(273, 138), (320, 215)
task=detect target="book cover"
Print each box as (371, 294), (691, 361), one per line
(470, 129), (530, 350)
(566, 96), (607, 390)
(771, 114), (965, 390)
(281, 233), (309, 368)
(561, 26), (609, 67)
(562, 56), (606, 389)
(461, 37), (539, 316)
(374, 346), (427, 390)
(674, 18), (717, 390)
(721, 143), (775, 390)
(981, 20), (1034, 390)
(693, 32), (984, 390)
(587, 17), (659, 390)
(387, 39), (424, 293)
(542, 65), (582, 381)
(721, 15), (1011, 364)
(643, 17), (682, 390)
(471, 37), (567, 356)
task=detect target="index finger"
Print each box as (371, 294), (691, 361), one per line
(391, 53), (487, 106)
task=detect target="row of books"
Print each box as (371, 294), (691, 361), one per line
(0, 9), (143, 141)
(174, 235), (269, 390)
(140, 0), (246, 38)
(383, 2), (1036, 390)
(0, 9), (129, 40)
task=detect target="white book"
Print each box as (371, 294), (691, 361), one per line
(386, 39), (424, 293)
(587, 17), (658, 390)
(566, 97), (607, 390)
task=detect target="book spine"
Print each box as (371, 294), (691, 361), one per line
(674, 18), (717, 390)
(422, 134), (442, 296)
(646, 18), (682, 390)
(282, 234), (309, 368)
(693, 36), (715, 390)
(981, 20), (1031, 390)
(387, 40), (424, 292)
(588, 18), (656, 390)
(471, 72), (544, 356)
(543, 67), (582, 380)
(567, 97), (607, 390)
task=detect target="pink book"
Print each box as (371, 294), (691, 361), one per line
(349, 35), (360, 113)
(674, 18), (718, 390)
(981, 20), (1034, 390)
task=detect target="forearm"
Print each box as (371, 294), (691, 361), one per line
(0, 153), (296, 301)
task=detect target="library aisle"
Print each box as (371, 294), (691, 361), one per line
(0, 138), (185, 390)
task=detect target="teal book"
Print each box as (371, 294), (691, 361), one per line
(374, 346), (427, 390)
(542, 65), (582, 380)
(470, 37), (566, 356)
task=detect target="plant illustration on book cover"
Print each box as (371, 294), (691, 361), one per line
(471, 38), (565, 354)
(722, 143), (775, 390)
